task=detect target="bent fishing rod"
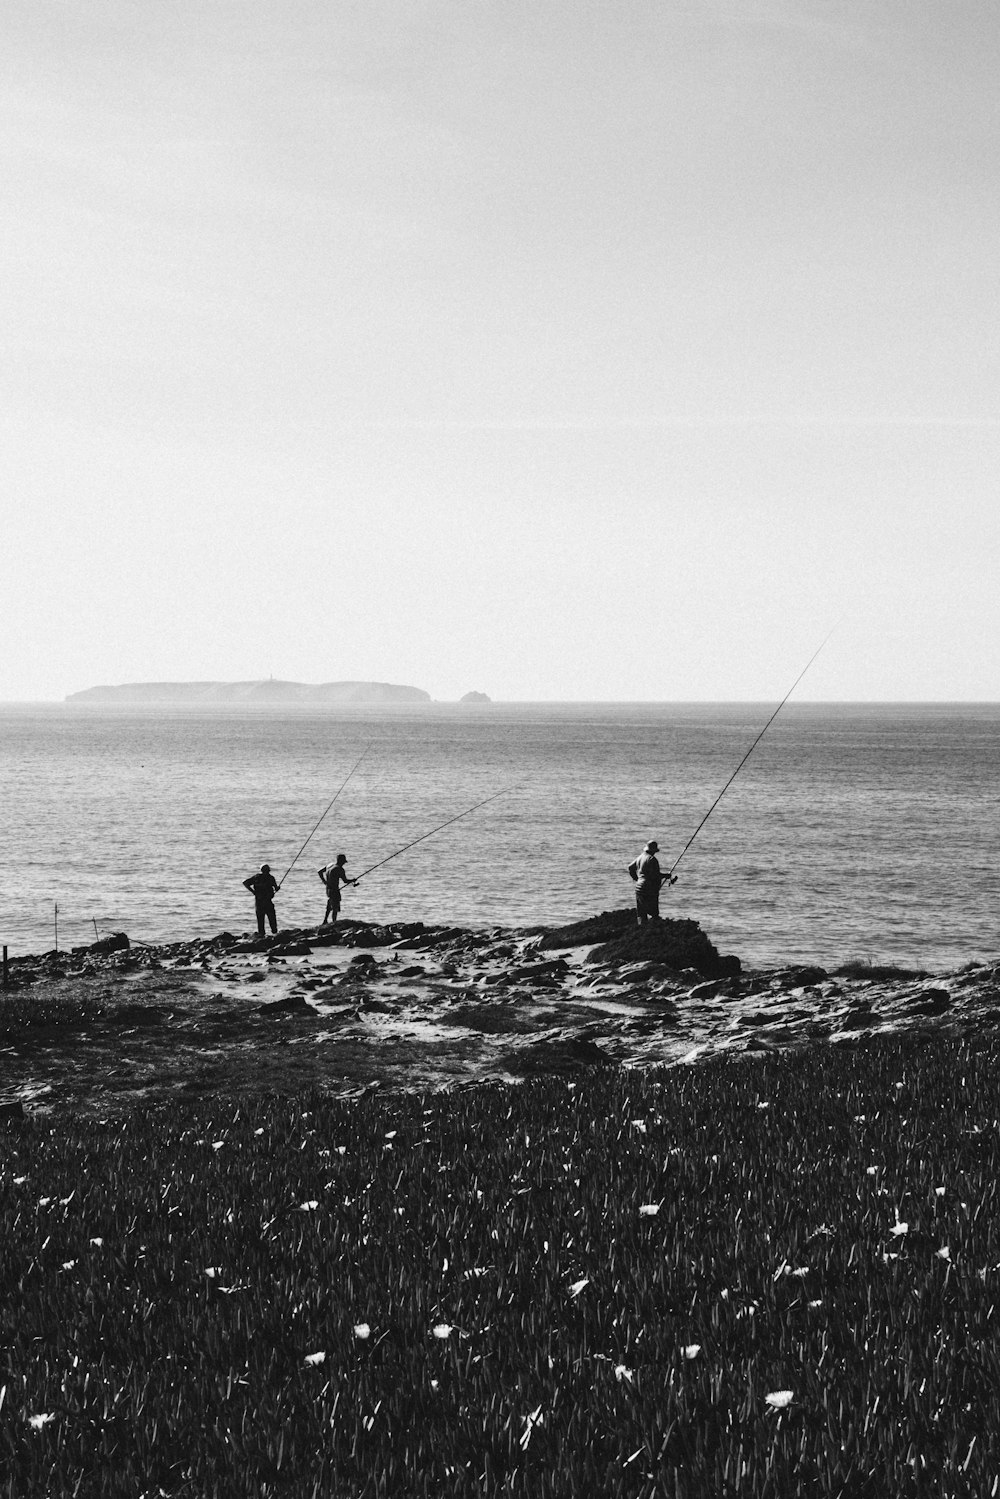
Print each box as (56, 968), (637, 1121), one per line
(277, 740), (373, 888)
(351, 787), (514, 883)
(665, 631), (834, 882)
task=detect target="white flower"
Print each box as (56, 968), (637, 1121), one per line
(212, 1141), (224, 1151)
(765, 1390), (794, 1409)
(631, 1120), (647, 1133)
(614, 1364), (634, 1382)
(935, 1186), (945, 1196)
(353, 1323), (371, 1340)
(808, 1299), (823, 1308)
(432, 1323), (453, 1339)
(254, 1127), (264, 1136)
(936, 1245), (951, 1261)
(890, 1221), (909, 1237)
(89, 1237), (103, 1248)
(638, 1203), (660, 1217)
(304, 1351), (326, 1365)
(12, 1175), (27, 1185)
(28, 1412), (56, 1431)
(682, 1344), (701, 1360)
(298, 1200), (319, 1212)
(61, 1260), (76, 1271)
(568, 1277), (589, 1298)
(204, 1267), (219, 1278)
(519, 1405), (544, 1449)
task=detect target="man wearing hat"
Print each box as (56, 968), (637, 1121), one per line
(243, 863), (280, 937)
(627, 840), (674, 926)
(317, 853), (358, 925)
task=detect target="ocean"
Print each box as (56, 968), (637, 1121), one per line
(1, 702), (997, 972)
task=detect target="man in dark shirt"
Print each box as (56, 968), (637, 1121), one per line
(627, 840), (675, 925)
(243, 864), (279, 936)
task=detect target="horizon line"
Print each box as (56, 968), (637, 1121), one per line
(4, 697), (1000, 709)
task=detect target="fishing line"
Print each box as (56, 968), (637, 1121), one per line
(352, 787), (514, 883)
(666, 628), (836, 880)
(277, 740), (373, 888)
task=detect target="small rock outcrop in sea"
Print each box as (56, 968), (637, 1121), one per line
(460, 691), (491, 703)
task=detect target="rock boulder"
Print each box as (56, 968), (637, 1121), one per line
(585, 917), (741, 979)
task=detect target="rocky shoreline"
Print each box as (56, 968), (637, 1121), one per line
(2, 910), (998, 1117)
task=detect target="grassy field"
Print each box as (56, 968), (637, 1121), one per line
(2, 1030), (999, 1497)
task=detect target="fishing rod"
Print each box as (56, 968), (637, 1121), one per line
(665, 631), (834, 881)
(277, 740), (373, 888)
(351, 787), (514, 883)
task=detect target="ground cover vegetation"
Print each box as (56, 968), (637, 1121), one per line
(2, 1032), (999, 1497)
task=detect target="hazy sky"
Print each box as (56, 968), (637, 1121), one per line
(4, 0), (998, 701)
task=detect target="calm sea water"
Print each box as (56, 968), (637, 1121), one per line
(1, 703), (997, 971)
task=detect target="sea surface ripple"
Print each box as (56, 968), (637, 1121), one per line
(1, 701), (997, 971)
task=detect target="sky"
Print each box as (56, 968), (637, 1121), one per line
(3, 0), (998, 702)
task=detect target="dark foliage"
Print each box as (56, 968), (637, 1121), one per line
(2, 1034), (1000, 1495)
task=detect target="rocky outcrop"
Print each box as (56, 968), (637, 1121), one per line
(534, 909), (638, 949)
(73, 933), (130, 956)
(3, 911), (1000, 1118)
(584, 917), (741, 979)
(534, 908), (740, 977)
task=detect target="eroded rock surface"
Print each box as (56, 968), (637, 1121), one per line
(1, 913), (998, 1116)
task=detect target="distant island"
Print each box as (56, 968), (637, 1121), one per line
(460, 691), (492, 703)
(66, 680), (431, 705)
